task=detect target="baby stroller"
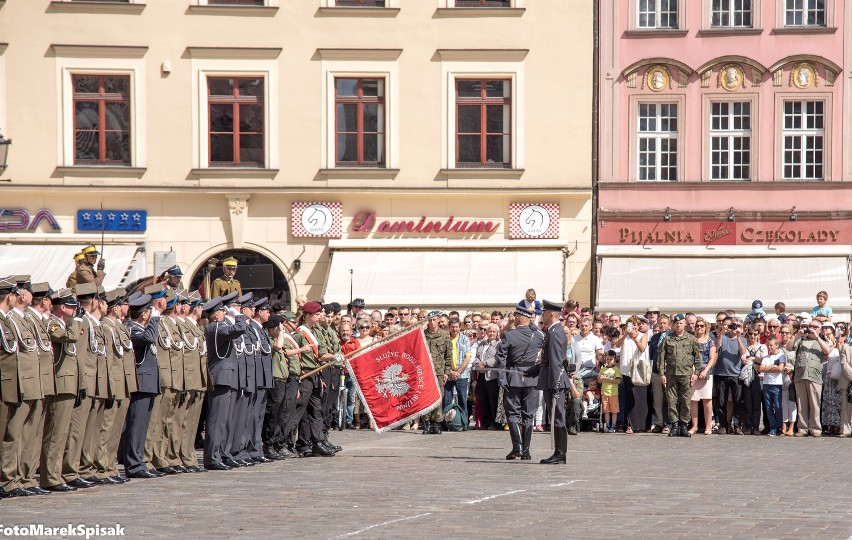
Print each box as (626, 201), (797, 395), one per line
(580, 395), (602, 432)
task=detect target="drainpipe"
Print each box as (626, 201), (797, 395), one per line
(590, 0), (600, 310)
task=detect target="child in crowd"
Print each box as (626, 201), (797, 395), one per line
(759, 337), (786, 436)
(774, 301), (787, 324)
(811, 291), (832, 322)
(598, 350), (621, 433)
(582, 378), (601, 419)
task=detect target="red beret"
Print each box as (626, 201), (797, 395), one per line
(302, 301), (323, 314)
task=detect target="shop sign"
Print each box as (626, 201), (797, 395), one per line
(0, 209), (61, 232)
(350, 211), (498, 236)
(509, 203), (560, 239)
(600, 220), (846, 245)
(292, 202), (342, 238)
(77, 209), (147, 232)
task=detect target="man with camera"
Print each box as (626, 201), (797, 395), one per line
(792, 320), (831, 437)
(713, 317), (747, 434)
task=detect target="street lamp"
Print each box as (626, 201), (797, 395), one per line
(0, 131), (11, 174)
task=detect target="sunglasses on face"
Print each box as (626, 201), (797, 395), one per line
(696, 324), (706, 328)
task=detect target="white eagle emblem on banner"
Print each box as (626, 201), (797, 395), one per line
(374, 364), (411, 398)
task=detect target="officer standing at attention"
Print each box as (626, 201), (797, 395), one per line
(659, 313), (702, 438)
(210, 258), (242, 299)
(421, 311), (453, 435)
(536, 300), (571, 465)
(76, 245), (106, 287)
(42, 289), (83, 492)
(493, 306), (543, 460)
(119, 294), (162, 479)
(0, 277), (22, 498)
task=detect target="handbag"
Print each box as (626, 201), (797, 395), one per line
(830, 360), (843, 380)
(739, 363), (754, 386)
(630, 346), (651, 387)
(788, 380), (797, 402)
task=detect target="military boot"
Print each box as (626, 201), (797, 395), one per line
(520, 424), (533, 460)
(680, 423), (691, 437)
(421, 421), (431, 435)
(540, 427), (567, 464)
(668, 423), (681, 437)
(506, 421), (522, 460)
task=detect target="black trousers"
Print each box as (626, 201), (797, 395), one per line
(543, 389), (567, 429)
(280, 378), (300, 448)
(297, 374), (325, 448)
(322, 367), (341, 433)
(741, 377), (763, 431)
(204, 386), (236, 466)
(503, 386), (540, 426)
(714, 375), (741, 429)
(119, 392), (156, 475)
(263, 379), (287, 448)
(477, 375), (499, 428)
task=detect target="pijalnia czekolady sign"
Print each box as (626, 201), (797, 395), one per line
(346, 326), (442, 433)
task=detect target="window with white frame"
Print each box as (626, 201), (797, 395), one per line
(782, 100), (824, 180)
(784, 0), (825, 26)
(710, 101), (751, 180)
(637, 103), (678, 181)
(638, 0), (679, 29)
(711, 0), (752, 27)
(334, 0), (386, 6)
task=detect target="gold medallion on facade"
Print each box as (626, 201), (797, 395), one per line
(791, 63), (817, 89)
(718, 64), (744, 92)
(644, 65), (670, 92)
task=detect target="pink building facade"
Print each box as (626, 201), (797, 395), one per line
(596, 0), (852, 316)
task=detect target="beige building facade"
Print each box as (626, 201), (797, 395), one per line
(0, 0), (593, 310)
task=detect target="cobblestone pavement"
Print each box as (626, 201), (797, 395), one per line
(2, 430), (851, 539)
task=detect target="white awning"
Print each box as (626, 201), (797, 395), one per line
(323, 250), (565, 308)
(0, 244), (144, 291)
(597, 256), (852, 315)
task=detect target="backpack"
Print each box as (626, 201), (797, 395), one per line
(444, 403), (466, 432)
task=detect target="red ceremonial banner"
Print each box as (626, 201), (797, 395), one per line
(346, 326), (442, 433)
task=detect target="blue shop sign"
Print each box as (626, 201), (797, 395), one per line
(77, 210), (147, 232)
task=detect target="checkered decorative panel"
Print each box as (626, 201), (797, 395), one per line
(508, 203), (559, 239)
(291, 202), (342, 238)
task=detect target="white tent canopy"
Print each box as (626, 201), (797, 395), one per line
(0, 244), (145, 291)
(323, 250), (565, 308)
(597, 255), (852, 316)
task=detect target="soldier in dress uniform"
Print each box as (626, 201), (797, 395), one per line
(659, 313), (702, 438)
(141, 283), (172, 474)
(66, 252), (85, 289)
(176, 291), (207, 472)
(19, 281), (55, 494)
(94, 288), (132, 484)
(76, 245), (106, 287)
(0, 277), (22, 498)
(41, 288), (83, 492)
(151, 287), (187, 475)
(63, 282), (106, 489)
(161, 265), (184, 291)
(421, 311), (453, 435)
(202, 293), (246, 470)
(226, 292), (256, 467)
(209, 257), (242, 298)
(119, 294), (163, 479)
(493, 306), (544, 460)
(535, 300), (571, 465)
(248, 297), (274, 463)
(292, 301), (337, 457)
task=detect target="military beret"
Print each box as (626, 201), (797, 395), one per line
(221, 291), (239, 305)
(31, 282), (53, 299)
(351, 298), (365, 308)
(541, 299), (562, 313)
(427, 310), (443, 320)
(302, 301), (323, 314)
(75, 282), (99, 300)
(144, 283), (167, 300)
(672, 313), (686, 323)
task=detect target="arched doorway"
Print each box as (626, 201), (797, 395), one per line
(189, 249), (291, 307)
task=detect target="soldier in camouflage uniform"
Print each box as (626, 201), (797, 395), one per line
(421, 311), (453, 435)
(659, 313), (702, 438)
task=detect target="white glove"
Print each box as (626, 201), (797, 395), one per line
(334, 353), (345, 365)
(227, 307), (240, 317)
(151, 308), (160, 318)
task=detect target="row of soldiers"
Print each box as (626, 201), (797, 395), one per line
(0, 272), (348, 498)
